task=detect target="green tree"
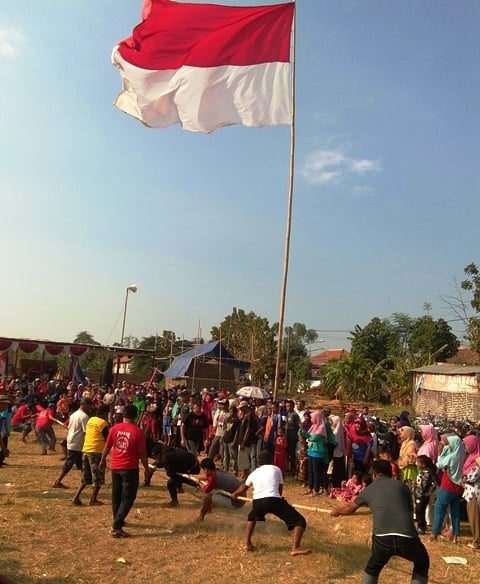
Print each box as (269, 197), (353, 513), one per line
(72, 331), (105, 381)
(322, 354), (382, 401)
(350, 317), (399, 364)
(461, 262), (480, 351)
(408, 316), (458, 361)
(390, 313), (415, 353)
(211, 308), (277, 384)
(283, 323), (318, 390)
(325, 312), (459, 405)
(74, 331), (99, 345)
(130, 332), (193, 380)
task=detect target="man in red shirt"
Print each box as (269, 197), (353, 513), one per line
(100, 404), (148, 538)
(12, 400), (34, 442)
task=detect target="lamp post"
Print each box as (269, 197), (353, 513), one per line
(115, 284), (138, 385)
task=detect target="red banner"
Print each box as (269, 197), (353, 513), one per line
(0, 340), (12, 352)
(70, 346), (88, 357)
(45, 344), (65, 356)
(19, 341), (39, 354)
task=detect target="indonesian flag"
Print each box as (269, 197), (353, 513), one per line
(112, 0), (294, 133)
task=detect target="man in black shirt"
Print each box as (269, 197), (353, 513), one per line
(331, 460), (429, 584)
(181, 402), (208, 457)
(146, 443), (200, 506)
(285, 401), (300, 474)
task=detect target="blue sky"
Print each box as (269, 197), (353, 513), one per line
(1, 0), (478, 349)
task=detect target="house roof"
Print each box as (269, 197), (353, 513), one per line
(447, 346), (480, 366)
(163, 341), (245, 379)
(310, 349), (349, 367)
(411, 364), (480, 375)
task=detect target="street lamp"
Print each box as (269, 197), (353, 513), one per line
(115, 284), (138, 384)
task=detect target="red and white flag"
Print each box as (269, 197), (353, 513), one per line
(112, 0), (294, 133)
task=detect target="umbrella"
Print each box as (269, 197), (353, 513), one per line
(236, 386), (270, 400)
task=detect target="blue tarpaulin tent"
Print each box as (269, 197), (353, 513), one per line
(163, 341), (245, 379)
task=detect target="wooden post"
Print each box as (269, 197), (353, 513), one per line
(273, 2), (296, 401)
(218, 326), (222, 392)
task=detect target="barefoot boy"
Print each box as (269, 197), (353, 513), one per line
(232, 450), (311, 556)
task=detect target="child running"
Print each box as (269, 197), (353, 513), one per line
(232, 450), (311, 556)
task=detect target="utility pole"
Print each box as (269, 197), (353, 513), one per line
(284, 327), (290, 394)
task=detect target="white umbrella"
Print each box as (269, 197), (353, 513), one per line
(237, 386), (270, 400)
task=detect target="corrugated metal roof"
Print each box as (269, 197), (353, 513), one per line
(411, 364), (480, 375)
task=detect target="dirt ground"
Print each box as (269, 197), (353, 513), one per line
(0, 433), (479, 584)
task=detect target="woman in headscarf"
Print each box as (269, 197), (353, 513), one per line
(348, 417), (373, 473)
(431, 434), (466, 543)
(398, 426), (418, 488)
(330, 415), (346, 488)
(417, 424), (439, 464)
(300, 410), (328, 496)
(398, 411), (411, 428)
(463, 435), (480, 549)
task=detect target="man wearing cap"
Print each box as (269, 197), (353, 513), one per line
(53, 399), (92, 488)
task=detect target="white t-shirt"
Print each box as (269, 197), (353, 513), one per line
(295, 408), (306, 423)
(67, 409), (89, 451)
(245, 465), (283, 500)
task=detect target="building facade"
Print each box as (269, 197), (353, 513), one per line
(412, 364), (480, 420)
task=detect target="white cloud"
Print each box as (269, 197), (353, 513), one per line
(0, 27), (25, 59)
(301, 147), (381, 186)
(349, 159), (382, 174)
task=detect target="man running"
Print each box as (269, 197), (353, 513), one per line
(101, 404), (148, 538)
(232, 450), (311, 556)
(53, 399), (91, 488)
(331, 459), (430, 584)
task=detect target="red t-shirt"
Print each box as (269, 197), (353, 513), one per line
(12, 404), (29, 426)
(35, 407), (53, 430)
(202, 474), (216, 494)
(106, 422), (146, 471)
(440, 471), (464, 496)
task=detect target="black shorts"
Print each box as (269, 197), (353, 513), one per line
(63, 449), (83, 472)
(247, 497), (306, 531)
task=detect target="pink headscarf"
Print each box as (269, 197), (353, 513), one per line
(309, 411), (327, 437)
(417, 424), (439, 463)
(463, 435), (480, 475)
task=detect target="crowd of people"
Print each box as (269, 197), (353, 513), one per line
(0, 374), (480, 579)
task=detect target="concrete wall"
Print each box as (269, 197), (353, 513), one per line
(413, 372), (480, 419)
(416, 372), (479, 394)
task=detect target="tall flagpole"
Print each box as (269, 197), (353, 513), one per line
(273, 0), (296, 401)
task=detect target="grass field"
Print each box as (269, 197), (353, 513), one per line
(0, 432), (478, 584)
